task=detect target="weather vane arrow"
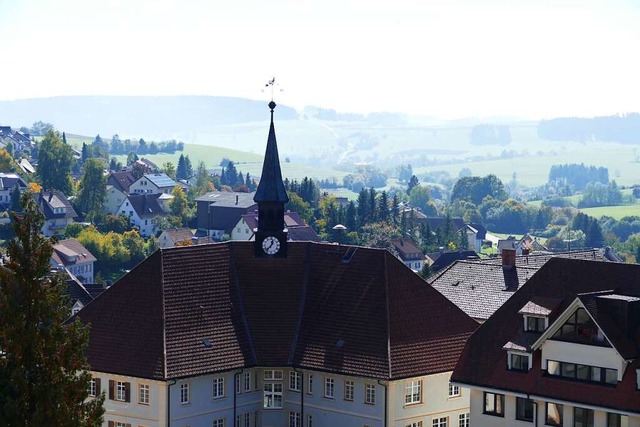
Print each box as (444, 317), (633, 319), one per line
(262, 77), (283, 102)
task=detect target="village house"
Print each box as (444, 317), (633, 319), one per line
(230, 211), (320, 242)
(38, 190), (77, 237)
(129, 172), (178, 195)
(0, 172), (27, 207)
(77, 101), (479, 427)
(64, 275), (104, 317)
(117, 193), (173, 237)
(195, 191), (258, 241)
(158, 227), (195, 248)
(452, 258), (640, 427)
(428, 248), (619, 323)
(390, 238), (427, 271)
(50, 238), (97, 284)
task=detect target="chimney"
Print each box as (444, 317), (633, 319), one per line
(502, 248), (516, 269)
(235, 195), (239, 205)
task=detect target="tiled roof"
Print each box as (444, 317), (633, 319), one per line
(127, 194), (164, 218)
(390, 238), (425, 261)
(38, 190), (77, 219)
(240, 212), (320, 242)
(452, 258), (640, 414)
(286, 226), (321, 242)
(0, 173), (27, 191)
(195, 191), (257, 209)
(160, 227), (194, 244)
(77, 241), (478, 380)
(107, 170), (136, 193)
(426, 250), (480, 273)
(428, 249), (615, 321)
(51, 238), (97, 266)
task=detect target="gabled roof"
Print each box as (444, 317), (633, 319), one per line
(160, 227), (194, 244)
(390, 238), (425, 261)
(66, 276), (103, 307)
(126, 193), (164, 219)
(452, 258), (640, 414)
(195, 191), (257, 209)
(0, 173), (27, 191)
(467, 223), (487, 239)
(51, 238), (97, 266)
(239, 211), (320, 242)
(426, 250), (480, 273)
(38, 190), (77, 219)
(107, 170), (136, 193)
(77, 241), (478, 381)
(143, 173), (177, 189)
(428, 249), (614, 321)
(18, 158), (35, 174)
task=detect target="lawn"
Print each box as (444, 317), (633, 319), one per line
(579, 204), (640, 220)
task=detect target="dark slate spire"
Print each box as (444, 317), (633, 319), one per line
(254, 101), (289, 204)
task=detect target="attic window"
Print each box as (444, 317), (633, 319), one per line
(524, 316), (547, 332)
(507, 351), (531, 371)
(551, 308), (607, 346)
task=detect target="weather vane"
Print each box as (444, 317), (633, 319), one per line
(262, 77), (283, 102)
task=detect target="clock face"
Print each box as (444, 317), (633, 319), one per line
(262, 236), (280, 255)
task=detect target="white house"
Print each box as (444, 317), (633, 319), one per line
(38, 190), (77, 237)
(452, 258), (640, 427)
(50, 238), (97, 284)
(129, 173), (178, 195)
(117, 193), (173, 237)
(0, 172), (27, 207)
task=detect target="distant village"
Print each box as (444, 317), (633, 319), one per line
(0, 108), (639, 427)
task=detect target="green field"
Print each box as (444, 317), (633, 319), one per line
(579, 204), (640, 220)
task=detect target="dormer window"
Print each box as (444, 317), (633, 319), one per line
(507, 351), (531, 371)
(525, 315), (546, 332)
(552, 308), (607, 346)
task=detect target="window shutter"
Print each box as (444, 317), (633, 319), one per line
(108, 422), (114, 427)
(124, 382), (131, 402)
(95, 378), (101, 395)
(109, 380), (114, 400)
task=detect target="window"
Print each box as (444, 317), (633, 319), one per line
(307, 414), (313, 427)
(406, 423), (422, 427)
(483, 392), (504, 417)
(88, 378), (98, 397)
(180, 383), (189, 404)
(108, 380), (130, 402)
(516, 397), (534, 422)
(574, 407), (594, 427)
(264, 370), (283, 380)
(264, 383), (283, 408)
(365, 384), (376, 404)
(307, 374), (313, 394)
(289, 411), (301, 427)
(344, 380), (354, 401)
(243, 413), (251, 427)
(448, 382), (460, 397)
(547, 360), (617, 385)
(546, 402), (563, 426)
(509, 353), (530, 371)
(324, 377), (334, 398)
(139, 384), (149, 405)
(405, 380), (422, 404)
(236, 375), (241, 394)
(432, 418), (447, 427)
(458, 413), (469, 427)
(117, 381), (127, 401)
(289, 371), (301, 391)
(552, 308), (606, 345)
(607, 413), (627, 427)
(212, 377), (224, 398)
(243, 371), (251, 392)
(525, 316), (546, 332)
(212, 419), (225, 427)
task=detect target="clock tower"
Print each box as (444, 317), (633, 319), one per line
(254, 100), (289, 257)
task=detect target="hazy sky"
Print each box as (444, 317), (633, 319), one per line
(0, 0), (638, 119)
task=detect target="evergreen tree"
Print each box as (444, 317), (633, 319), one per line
(407, 175), (420, 195)
(0, 193), (105, 425)
(391, 193), (400, 226)
(356, 188), (370, 228)
(225, 161), (238, 187)
(81, 142), (90, 162)
(369, 187), (377, 223)
(62, 131), (67, 145)
(238, 171), (245, 186)
(10, 184), (21, 212)
(378, 190), (389, 222)
(346, 200), (357, 231)
(177, 154), (187, 180)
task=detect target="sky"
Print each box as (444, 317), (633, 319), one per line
(0, 0), (639, 119)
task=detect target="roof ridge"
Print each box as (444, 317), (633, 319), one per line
(288, 242), (311, 365)
(159, 248), (168, 380)
(229, 243), (258, 365)
(384, 251), (392, 380)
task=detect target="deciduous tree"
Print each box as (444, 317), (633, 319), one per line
(36, 129), (74, 193)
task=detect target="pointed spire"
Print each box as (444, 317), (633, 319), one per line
(254, 101), (289, 203)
